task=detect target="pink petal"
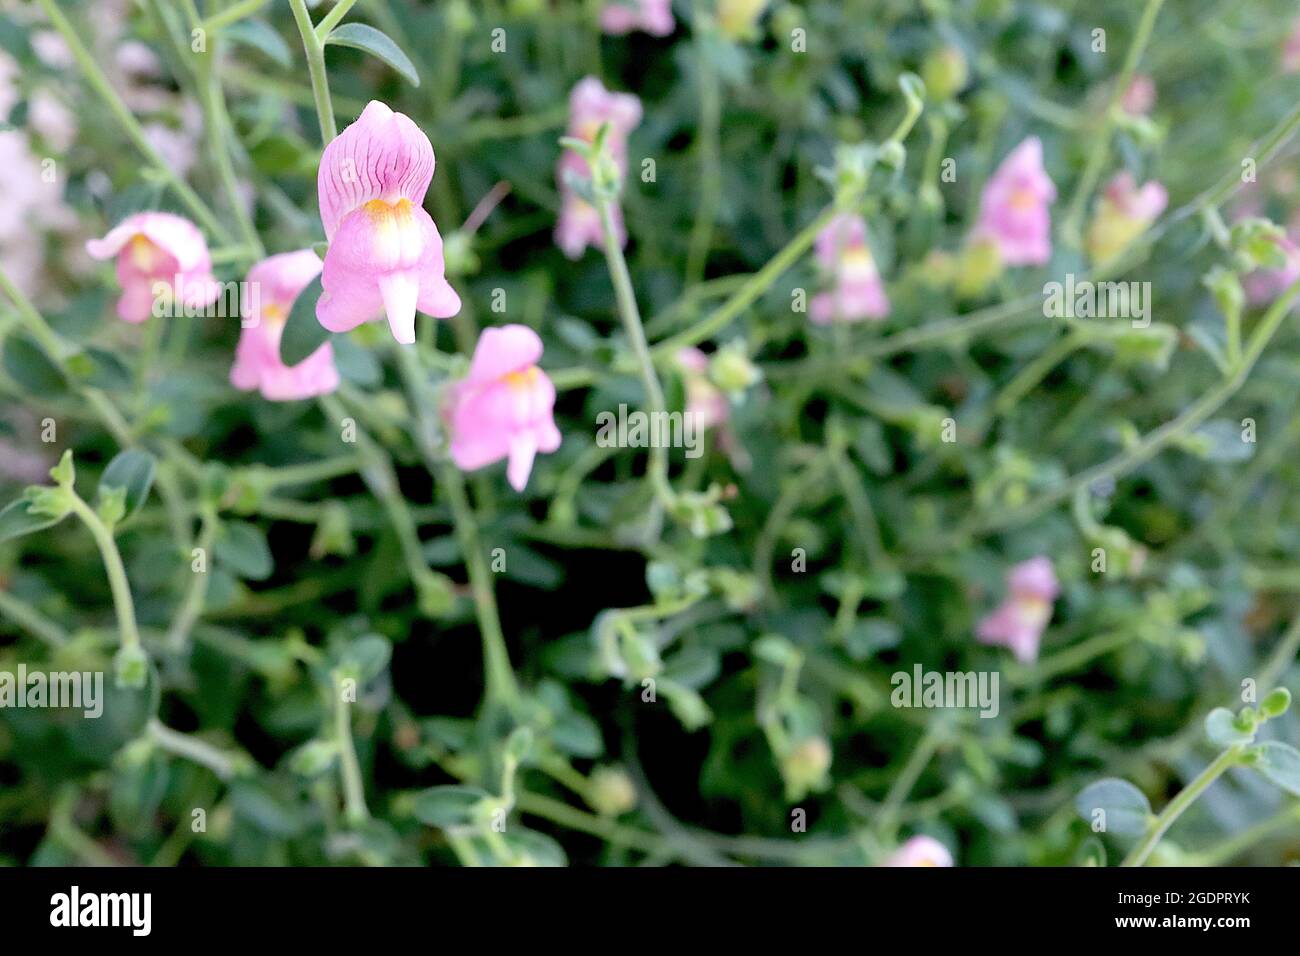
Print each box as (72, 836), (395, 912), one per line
(318, 101), (435, 241)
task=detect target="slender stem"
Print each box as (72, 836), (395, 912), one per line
(1061, 0), (1166, 246)
(875, 728), (941, 837)
(1121, 745), (1243, 867)
(685, 20), (722, 286)
(973, 275), (1300, 535)
(595, 194), (674, 508)
(1010, 631), (1130, 686)
(289, 0), (338, 143)
(187, 5), (264, 256)
(202, 0), (268, 31)
(438, 459), (520, 711)
(65, 492), (142, 658)
(147, 719), (244, 780)
(1259, 613), (1300, 691)
(34, 0), (230, 241)
(992, 331), (1083, 415)
(257, 455), (364, 490)
(333, 673), (370, 826)
(653, 204), (839, 360)
(387, 345), (519, 710)
(165, 509), (217, 652)
(317, 395), (434, 605)
(0, 588), (69, 648)
(315, 0), (359, 39)
(1190, 802), (1300, 866)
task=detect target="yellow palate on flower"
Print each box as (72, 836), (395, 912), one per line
(261, 302), (287, 326)
(503, 366), (540, 390)
(362, 197), (422, 266)
(1009, 186), (1038, 211)
(129, 234), (160, 270)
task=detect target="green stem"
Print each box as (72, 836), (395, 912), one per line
(0, 588), (69, 648)
(333, 672), (370, 826)
(202, 0), (268, 30)
(34, 0), (230, 241)
(972, 275), (1300, 535)
(317, 395), (434, 607)
(289, 0), (338, 144)
(1121, 745), (1243, 867)
(992, 331), (1083, 415)
(595, 193), (674, 510)
(685, 20), (722, 286)
(148, 719), (245, 780)
(315, 0), (359, 39)
(653, 204), (839, 360)
(65, 492), (141, 658)
(187, 5), (264, 256)
(165, 509), (217, 652)
(875, 728), (941, 837)
(438, 459), (521, 711)
(1061, 0), (1166, 246)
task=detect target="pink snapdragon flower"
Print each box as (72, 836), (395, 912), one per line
(1086, 172), (1168, 264)
(85, 211), (219, 323)
(599, 0), (675, 36)
(976, 556), (1060, 664)
(808, 213), (890, 324)
(230, 250), (339, 402)
(315, 101), (461, 345)
(972, 137), (1057, 267)
(885, 835), (954, 867)
(555, 77), (643, 259)
(445, 325), (562, 492)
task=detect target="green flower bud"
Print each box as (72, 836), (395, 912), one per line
(781, 736), (832, 800)
(114, 644), (149, 689)
(587, 766), (637, 817)
(708, 343), (761, 396)
(922, 45), (969, 101)
(1260, 687), (1292, 719)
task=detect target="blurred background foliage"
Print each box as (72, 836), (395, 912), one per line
(1, 0), (1300, 866)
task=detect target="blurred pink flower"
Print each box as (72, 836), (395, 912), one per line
(446, 325), (562, 491)
(85, 211), (219, 324)
(315, 101), (460, 345)
(1284, 19), (1300, 73)
(808, 213), (890, 323)
(972, 137), (1057, 267)
(1086, 172), (1167, 264)
(1244, 231), (1300, 307)
(555, 77), (642, 259)
(885, 835), (954, 867)
(976, 556), (1059, 664)
(1120, 75), (1156, 116)
(675, 347), (729, 430)
(231, 250), (339, 402)
(599, 0), (675, 36)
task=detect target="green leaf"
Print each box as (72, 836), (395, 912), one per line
(1205, 707), (1255, 747)
(1074, 778), (1151, 837)
(3, 333), (65, 395)
(278, 274), (330, 367)
(339, 633), (392, 684)
(0, 496), (67, 542)
(332, 334), (382, 387)
(412, 785), (489, 828)
(98, 449), (157, 521)
(549, 711), (603, 758)
(324, 23), (420, 88)
(214, 520), (274, 581)
(223, 19), (292, 68)
(1252, 741), (1300, 796)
